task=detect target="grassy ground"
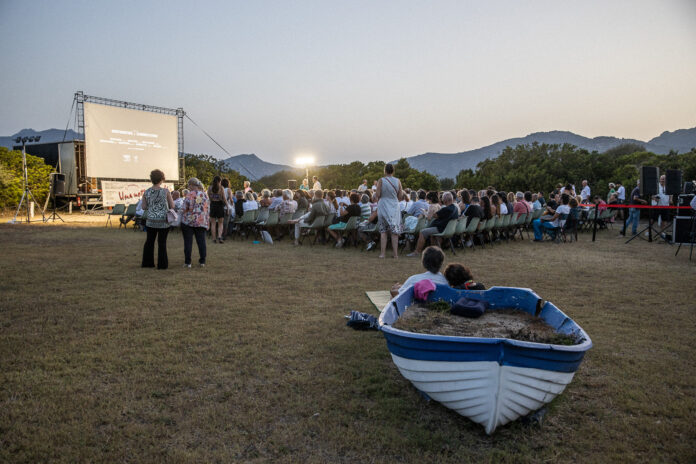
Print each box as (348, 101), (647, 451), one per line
(1, 219), (695, 463)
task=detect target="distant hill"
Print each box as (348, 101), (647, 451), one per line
(397, 128), (696, 178)
(0, 128), (81, 149)
(222, 154), (292, 181)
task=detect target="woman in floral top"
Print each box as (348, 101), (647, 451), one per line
(181, 177), (210, 267)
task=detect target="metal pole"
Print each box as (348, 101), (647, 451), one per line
(592, 205), (599, 242)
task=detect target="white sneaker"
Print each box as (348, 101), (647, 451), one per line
(199, 263), (205, 268)
(465, 240), (473, 248)
(183, 264), (191, 268)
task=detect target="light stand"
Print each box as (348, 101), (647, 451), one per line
(12, 136), (46, 224)
(44, 173), (65, 223)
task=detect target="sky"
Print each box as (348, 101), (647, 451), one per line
(1, 0), (695, 166)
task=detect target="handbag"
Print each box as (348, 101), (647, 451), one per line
(167, 208), (179, 225)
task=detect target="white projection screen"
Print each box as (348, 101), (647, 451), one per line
(84, 102), (179, 180)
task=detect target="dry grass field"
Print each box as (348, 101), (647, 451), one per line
(1, 218), (695, 463)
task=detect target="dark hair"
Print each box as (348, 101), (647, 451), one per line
(384, 163), (395, 175)
(444, 264), (474, 288)
(211, 175), (221, 193)
(426, 191), (439, 204)
(490, 193), (500, 207)
(221, 178), (230, 188)
(569, 198), (578, 208)
(561, 193), (570, 205)
(150, 169), (165, 184)
(335, 189), (343, 197)
(349, 192), (360, 204)
(486, 189), (495, 198)
(327, 191), (338, 209)
(524, 191), (532, 202)
(422, 246), (445, 274)
(418, 190), (427, 200)
(461, 190), (471, 204)
(481, 196), (492, 219)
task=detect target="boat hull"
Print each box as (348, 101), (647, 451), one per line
(378, 285), (592, 434)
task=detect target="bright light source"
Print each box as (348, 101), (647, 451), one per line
(295, 156), (315, 167)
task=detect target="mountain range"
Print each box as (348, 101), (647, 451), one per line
(3, 127), (695, 180)
(392, 127), (696, 178)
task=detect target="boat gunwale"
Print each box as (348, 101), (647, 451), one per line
(378, 285), (593, 354)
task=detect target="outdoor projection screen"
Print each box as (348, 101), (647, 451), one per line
(84, 102), (179, 180)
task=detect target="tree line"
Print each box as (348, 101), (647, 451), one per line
(455, 143), (696, 198)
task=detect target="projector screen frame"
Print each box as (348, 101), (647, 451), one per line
(74, 91), (185, 191)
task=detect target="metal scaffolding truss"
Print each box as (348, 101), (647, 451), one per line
(74, 90), (185, 156)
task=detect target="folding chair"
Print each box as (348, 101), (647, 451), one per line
(106, 204), (126, 227)
(461, 216), (480, 249)
(299, 215), (327, 246)
(329, 215), (360, 247)
(432, 219), (459, 255)
(119, 204), (137, 229)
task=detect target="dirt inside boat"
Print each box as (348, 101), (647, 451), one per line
(392, 303), (579, 345)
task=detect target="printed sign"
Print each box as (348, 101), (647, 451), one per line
(101, 180), (173, 207)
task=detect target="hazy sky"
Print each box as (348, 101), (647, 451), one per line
(1, 0), (695, 165)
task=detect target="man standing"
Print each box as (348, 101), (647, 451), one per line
(656, 174), (672, 236)
(580, 180), (591, 202)
(622, 181), (647, 236)
(358, 179), (368, 192)
(615, 181), (626, 219)
(312, 176), (322, 191)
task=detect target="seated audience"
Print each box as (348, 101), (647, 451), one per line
(288, 189), (330, 245)
(533, 193), (570, 241)
(328, 193), (362, 247)
(407, 190), (429, 217)
(408, 192), (458, 257)
(360, 194), (372, 217)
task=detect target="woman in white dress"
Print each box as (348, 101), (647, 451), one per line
(375, 163), (404, 259)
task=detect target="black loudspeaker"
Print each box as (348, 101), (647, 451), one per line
(288, 179), (297, 189)
(640, 166), (659, 196)
(52, 173), (66, 196)
(678, 194), (695, 217)
(672, 216), (696, 244)
(685, 182), (695, 195)
(665, 169), (682, 195)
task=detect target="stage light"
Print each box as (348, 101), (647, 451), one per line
(295, 155), (315, 167)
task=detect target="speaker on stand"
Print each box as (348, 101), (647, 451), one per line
(665, 170), (682, 196)
(45, 173), (65, 223)
(640, 166), (659, 196)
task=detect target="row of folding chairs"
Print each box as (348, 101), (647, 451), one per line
(106, 203), (145, 230)
(393, 209), (548, 255)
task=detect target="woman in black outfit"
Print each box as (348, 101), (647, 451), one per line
(208, 176), (226, 243)
(141, 169), (175, 269)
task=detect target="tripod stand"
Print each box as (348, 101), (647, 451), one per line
(44, 173), (64, 223)
(674, 214), (696, 261)
(12, 137), (45, 224)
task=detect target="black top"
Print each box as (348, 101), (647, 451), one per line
(339, 204), (362, 223)
(546, 200), (558, 210)
(234, 199), (245, 217)
(464, 204), (484, 219)
(630, 186), (641, 204)
(432, 204), (458, 232)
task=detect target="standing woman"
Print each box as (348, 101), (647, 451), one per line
(208, 176), (226, 243)
(141, 169), (175, 269)
(221, 178), (233, 238)
(375, 163), (404, 259)
(181, 177), (210, 268)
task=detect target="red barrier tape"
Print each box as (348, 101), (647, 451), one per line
(586, 204), (693, 210)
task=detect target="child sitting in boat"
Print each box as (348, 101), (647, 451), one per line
(444, 263), (486, 290)
(390, 246), (448, 297)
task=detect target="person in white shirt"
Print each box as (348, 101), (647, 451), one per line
(312, 176), (322, 190)
(580, 180), (591, 202)
(533, 193), (571, 241)
(390, 246), (448, 297)
(242, 191), (258, 212)
(615, 181), (626, 219)
(655, 175), (673, 235)
(358, 180), (368, 192)
(372, 180), (378, 192)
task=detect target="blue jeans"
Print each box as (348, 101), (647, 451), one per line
(533, 219), (557, 240)
(624, 207), (641, 235)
